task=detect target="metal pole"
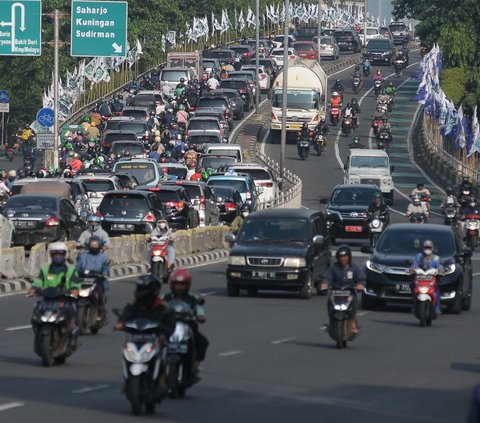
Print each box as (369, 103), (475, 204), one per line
(280, 0), (289, 182)
(378, 0), (381, 25)
(317, 0), (321, 64)
(53, 9), (59, 169)
(255, 0), (260, 113)
(1, 113), (4, 146)
(363, 0), (368, 48)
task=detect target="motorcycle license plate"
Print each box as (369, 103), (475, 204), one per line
(252, 271), (276, 279)
(111, 223), (134, 231)
(300, 141), (309, 147)
(331, 289), (351, 296)
(396, 284), (411, 293)
(168, 343), (188, 353)
(345, 226), (362, 232)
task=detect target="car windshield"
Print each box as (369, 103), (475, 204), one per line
(367, 40), (390, 49)
(350, 156), (388, 168)
(99, 195), (150, 217)
(208, 179), (247, 193)
(161, 70), (188, 81)
(111, 143), (145, 155)
(188, 120), (220, 131)
(201, 157), (236, 169)
(122, 110), (147, 119)
(5, 196), (56, 211)
(198, 98), (227, 108)
(331, 188), (378, 205)
(114, 162), (156, 185)
(360, 28), (379, 35)
(273, 90), (319, 109)
(117, 122), (147, 134)
(294, 44), (315, 51)
(238, 218), (309, 243)
(82, 179), (115, 192)
(377, 229), (456, 256)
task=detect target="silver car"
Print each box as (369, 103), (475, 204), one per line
(314, 36), (340, 60)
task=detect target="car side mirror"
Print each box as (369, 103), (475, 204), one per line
(390, 165), (395, 172)
(360, 244), (373, 254)
(461, 247), (473, 258)
(313, 235), (324, 245)
(319, 198), (328, 204)
(224, 232), (236, 243)
(343, 163), (348, 171)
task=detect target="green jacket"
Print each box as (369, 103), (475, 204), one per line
(32, 264), (80, 291)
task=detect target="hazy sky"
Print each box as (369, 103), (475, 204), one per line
(368, 0), (393, 21)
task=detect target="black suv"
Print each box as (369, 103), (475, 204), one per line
(321, 184), (382, 244)
(360, 224), (473, 313)
(219, 79), (254, 111)
(365, 39), (395, 65)
(98, 190), (165, 235)
(333, 30), (362, 53)
(226, 209), (331, 299)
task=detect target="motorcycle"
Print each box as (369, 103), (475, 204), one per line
(23, 155), (33, 168)
(411, 268), (439, 327)
(330, 107), (340, 126)
(373, 80), (382, 96)
(352, 77), (362, 94)
(377, 100), (388, 114)
(314, 133), (326, 156)
(297, 139), (310, 160)
(369, 214), (386, 247)
(464, 213), (480, 250)
(459, 189), (473, 207)
(394, 59), (405, 77)
(165, 299), (199, 399)
(372, 118), (383, 137)
(341, 117), (353, 137)
(6, 147), (15, 161)
(377, 129), (391, 151)
(327, 286), (356, 349)
(149, 236), (172, 283)
(30, 287), (79, 367)
(409, 212), (426, 224)
(363, 64), (370, 77)
(76, 272), (107, 335)
(443, 204), (458, 226)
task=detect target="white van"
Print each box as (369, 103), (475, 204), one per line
(205, 144), (243, 163)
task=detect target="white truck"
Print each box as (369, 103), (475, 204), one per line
(344, 149), (395, 205)
(270, 59), (327, 142)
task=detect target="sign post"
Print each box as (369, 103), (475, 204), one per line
(0, 0), (41, 56)
(70, 0), (128, 57)
(0, 91), (8, 145)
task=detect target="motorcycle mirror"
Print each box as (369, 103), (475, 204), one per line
(461, 247), (473, 258)
(360, 244), (373, 254)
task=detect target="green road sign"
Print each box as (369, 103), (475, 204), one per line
(0, 0), (41, 56)
(71, 0), (128, 57)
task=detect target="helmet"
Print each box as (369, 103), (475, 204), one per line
(241, 204), (250, 217)
(170, 268), (192, 289)
(201, 171), (210, 180)
(332, 91), (338, 97)
(88, 215), (101, 224)
(135, 274), (161, 301)
(48, 241), (68, 254)
(373, 192), (382, 204)
(165, 150), (172, 158)
(446, 187), (454, 196)
(154, 136), (161, 143)
(351, 98), (357, 104)
(319, 118), (325, 124)
(73, 153), (80, 159)
(302, 122), (308, 129)
(8, 170), (16, 178)
(180, 77), (185, 83)
(389, 82), (393, 87)
(154, 130), (160, 137)
(167, 108), (174, 114)
(87, 235), (103, 253)
(346, 103), (351, 108)
(17, 169), (26, 179)
(179, 104), (185, 111)
(335, 244), (352, 261)
(417, 183), (424, 189)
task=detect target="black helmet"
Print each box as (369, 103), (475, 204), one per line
(302, 122), (308, 129)
(446, 187), (454, 196)
(336, 79), (340, 84)
(335, 244), (352, 261)
(417, 183), (424, 189)
(135, 274), (161, 301)
(17, 169), (26, 179)
(180, 77), (185, 83)
(351, 98), (357, 104)
(373, 192), (383, 203)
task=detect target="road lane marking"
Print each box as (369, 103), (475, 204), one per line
(200, 291), (217, 296)
(0, 402), (25, 412)
(218, 350), (243, 357)
(72, 384), (109, 394)
(271, 336), (297, 344)
(357, 311), (370, 317)
(4, 325), (31, 331)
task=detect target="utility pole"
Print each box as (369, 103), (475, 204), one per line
(317, 0), (321, 64)
(280, 0), (289, 182)
(363, 0), (368, 48)
(255, 0), (260, 113)
(53, 9), (59, 169)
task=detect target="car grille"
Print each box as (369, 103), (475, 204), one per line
(339, 212), (368, 219)
(289, 116), (311, 123)
(360, 178), (380, 186)
(247, 257), (284, 267)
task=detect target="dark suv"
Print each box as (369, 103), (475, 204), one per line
(365, 39), (395, 65)
(219, 79), (254, 111)
(226, 209), (331, 299)
(333, 30), (362, 53)
(360, 224), (473, 313)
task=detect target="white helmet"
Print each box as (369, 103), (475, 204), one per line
(332, 91), (339, 96)
(48, 242), (68, 254)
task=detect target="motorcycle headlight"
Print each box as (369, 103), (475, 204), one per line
(381, 178), (391, 185)
(419, 286), (429, 294)
(284, 257), (306, 268)
(228, 255), (246, 266)
(443, 263), (456, 275)
(366, 260), (387, 273)
(371, 218), (381, 229)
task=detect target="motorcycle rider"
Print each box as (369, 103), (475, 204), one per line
(176, 77), (187, 91)
(440, 187), (460, 212)
(149, 219), (176, 271)
(459, 174), (475, 199)
(296, 123), (311, 155)
(411, 240), (443, 314)
(342, 103), (357, 129)
(315, 117), (329, 136)
(406, 194), (429, 221)
(176, 104), (189, 129)
(5, 170), (16, 190)
(411, 183), (431, 209)
(368, 192), (390, 225)
(78, 215), (111, 249)
(329, 91), (342, 110)
(351, 98), (361, 114)
(362, 57), (371, 75)
(351, 65), (362, 79)
(230, 204), (250, 234)
(373, 69), (384, 82)
(206, 73), (220, 91)
(348, 136), (365, 149)
(320, 245), (365, 334)
(331, 79), (344, 96)
(163, 268), (209, 375)
(184, 144), (198, 170)
(385, 82), (397, 97)
(378, 117), (392, 141)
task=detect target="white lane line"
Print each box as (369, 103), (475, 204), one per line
(200, 291), (217, 296)
(0, 290), (27, 298)
(357, 311), (370, 317)
(271, 336), (297, 344)
(5, 325), (31, 331)
(473, 272), (480, 277)
(218, 350), (243, 357)
(0, 402), (25, 412)
(72, 384), (109, 394)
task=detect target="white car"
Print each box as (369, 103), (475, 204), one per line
(268, 48), (297, 67)
(359, 27), (383, 46)
(76, 175), (123, 212)
(240, 65), (271, 92)
(272, 34), (296, 48)
(229, 163), (280, 204)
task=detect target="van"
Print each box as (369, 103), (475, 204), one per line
(159, 67), (195, 90)
(205, 143), (243, 162)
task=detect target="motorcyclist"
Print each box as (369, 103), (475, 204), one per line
(149, 219), (175, 271)
(368, 192), (390, 225)
(406, 195), (429, 220)
(411, 183), (431, 207)
(348, 136), (365, 149)
(5, 170), (16, 190)
(162, 108), (176, 128)
(362, 58), (371, 75)
(342, 103), (357, 128)
(176, 77), (187, 90)
(351, 65), (362, 79)
(315, 118), (329, 136)
(400, 44), (409, 63)
(350, 98), (361, 114)
(297, 122), (310, 140)
(331, 79), (344, 96)
(230, 204), (250, 234)
(163, 268), (209, 375)
(329, 91), (342, 109)
(461, 197), (480, 217)
(440, 187), (460, 211)
(378, 117), (392, 140)
(411, 240), (443, 314)
(86, 121), (100, 140)
(114, 275), (176, 398)
(77, 215), (111, 249)
(394, 50), (406, 66)
(320, 245), (365, 334)
(176, 104), (189, 129)
(373, 69), (384, 82)
(184, 144), (198, 170)
(385, 82), (397, 97)
(206, 73), (220, 91)
(459, 175), (474, 198)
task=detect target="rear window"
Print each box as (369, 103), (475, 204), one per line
(389, 24), (408, 33)
(210, 186), (235, 200)
(294, 43), (315, 51)
(5, 196), (56, 211)
(188, 135), (221, 144)
(104, 133), (137, 144)
(360, 28), (379, 35)
(114, 162), (156, 185)
(161, 167), (187, 178)
(82, 179), (115, 192)
(207, 148), (239, 158)
(235, 168), (271, 180)
(180, 185), (201, 198)
(202, 60), (217, 67)
(334, 31), (354, 38)
(200, 156), (236, 169)
(99, 194), (149, 216)
(130, 95), (154, 105)
(220, 81), (244, 90)
(122, 110), (147, 119)
(197, 98), (227, 109)
(206, 51), (233, 59)
(230, 46), (250, 53)
(111, 143), (145, 156)
(117, 122), (147, 134)
(229, 73), (254, 81)
(149, 190), (181, 202)
(208, 179), (247, 193)
(188, 120), (220, 131)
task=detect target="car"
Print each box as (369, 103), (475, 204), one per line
(206, 173), (258, 210)
(198, 154), (238, 171)
(137, 185), (199, 229)
(76, 174), (123, 212)
(292, 41), (319, 60)
(212, 89), (245, 120)
(110, 140), (146, 159)
(202, 58), (221, 74)
(225, 208), (331, 298)
(360, 223), (473, 313)
(204, 143), (243, 162)
(127, 93), (156, 110)
(333, 29), (362, 53)
(134, 90), (165, 108)
(272, 34), (296, 48)
(187, 116), (226, 141)
(241, 39), (271, 57)
(117, 120), (152, 143)
(196, 96), (233, 128)
(101, 130), (138, 153)
(321, 184), (382, 244)
(229, 45), (254, 63)
(3, 194), (86, 247)
(228, 71), (257, 96)
(358, 27), (383, 46)
(186, 131), (223, 151)
(162, 180), (220, 227)
(313, 36), (340, 60)
(219, 79), (254, 111)
(365, 38), (396, 65)
(296, 26), (319, 41)
(203, 49), (236, 66)
(103, 116), (136, 132)
(388, 22), (411, 45)
(121, 106), (151, 121)
(113, 158), (164, 186)
(210, 185), (243, 224)
(159, 67), (196, 90)
(98, 190), (165, 235)
(269, 48), (297, 67)
(379, 26), (394, 42)
(240, 64), (271, 92)
(251, 57), (280, 80)
(159, 163), (188, 181)
(194, 109), (232, 136)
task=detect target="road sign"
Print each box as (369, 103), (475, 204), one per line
(36, 107), (54, 128)
(36, 133), (55, 149)
(0, 0), (41, 56)
(0, 91), (9, 103)
(0, 103), (10, 113)
(71, 0), (128, 57)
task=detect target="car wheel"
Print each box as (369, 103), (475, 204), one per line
(299, 272), (313, 299)
(247, 288), (258, 296)
(448, 284), (463, 314)
(361, 292), (376, 310)
(227, 283), (240, 297)
(462, 284), (472, 311)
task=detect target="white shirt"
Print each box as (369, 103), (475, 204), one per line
(207, 77), (220, 90)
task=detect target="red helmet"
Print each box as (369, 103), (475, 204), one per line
(170, 268), (192, 288)
(160, 157), (167, 163)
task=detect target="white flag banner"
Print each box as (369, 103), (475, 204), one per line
(166, 31), (176, 46)
(237, 10), (245, 31)
(246, 8), (255, 27)
(221, 9), (230, 33)
(84, 58), (97, 82)
(212, 13), (222, 32)
(135, 38), (143, 61)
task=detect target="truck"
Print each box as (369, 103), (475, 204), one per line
(270, 59), (327, 142)
(343, 149), (395, 205)
(166, 51), (202, 78)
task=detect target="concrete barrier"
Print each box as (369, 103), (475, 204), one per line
(0, 246), (25, 279)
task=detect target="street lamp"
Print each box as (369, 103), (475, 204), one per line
(280, 0), (289, 182)
(255, 0), (260, 113)
(316, 0), (321, 64)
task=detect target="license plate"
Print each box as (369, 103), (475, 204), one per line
(331, 290), (351, 296)
(290, 125), (301, 130)
(14, 220), (36, 228)
(111, 223), (134, 231)
(345, 226), (362, 232)
(252, 271), (276, 279)
(396, 284), (411, 293)
(300, 141), (309, 147)
(168, 343), (188, 354)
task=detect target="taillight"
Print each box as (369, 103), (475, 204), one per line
(246, 190), (252, 200)
(224, 202), (236, 212)
(165, 201), (184, 211)
(239, 87), (247, 93)
(143, 212), (155, 222)
(258, 182), (273, 187)
(199, 196), (206, 210)
(45, 216), (60, 227)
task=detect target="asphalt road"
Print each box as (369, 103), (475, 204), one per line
(1, 52), (479, 423)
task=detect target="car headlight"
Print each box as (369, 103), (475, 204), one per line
(349, 176), (361, 183)
(366, 260), (387, 273)
(443, 263), (456, 275)
(284, 257), (306, 268)
(228, 255), (246, 266)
